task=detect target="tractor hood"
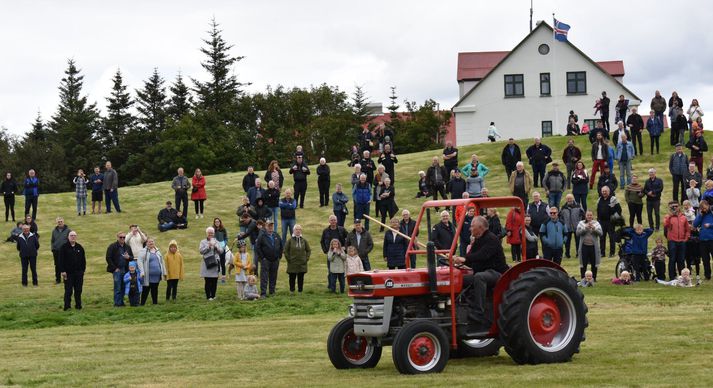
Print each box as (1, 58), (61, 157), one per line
(347, 266), (466, 298)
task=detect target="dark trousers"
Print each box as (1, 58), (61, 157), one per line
(193, 200), (205, 215)
(632, 254), (650, 281)
(219, 253), (226, 276)
(288, 272), (305, 292)
(445, 164), (459, 180)
(599, 220), (615, 257)
(294, 181), (307, 208)
(318, 180), (330, 206)
(329, 272), (345, 293)
(335, 210), (346, 227)
(470, 270), (501, 322)
(601, 112), (610, 132)
(388, 265), (406, 270)
(63, 272), (84, 309)
(174, 191), (188, 215)
(631, 130), (643, 155)
(654, 260), (666, 281)
(4, 195), (15, 221)
(699, 240), (713, 280)
(565, 232), (579, 257)
(361, 256), (371, 271)
(128, 290), (140, 306)
(505, 166), (515, 182)
(668, 241), (686, 280)
(574, 194), (587, 211)
(579, 245), (597, 280)
(542, 246), (563, 265)
(511, 244), (522, 262)
(646, 200), (661, 229)
(628, 203), (643, 227)
(104, 189), (121, 212)
(260, 259), (280, 296)
(204, 277), (218, 299)
(532, 164), (546, 187)
(431, 184), (447, 202)
(672, 175), (685, 203)
(685, 241), (700, 276)
(166, 279), (179, 300)
(52, 250), (61, 283)
(141, 282), (160, 305)
(113, 271), (125, 306)
(24, 195), (37, 220)
(20, 255), (38, 286)
(354, 203), (370, 230)
(691, 156), (704, 177)
(650, 135), (660, 155)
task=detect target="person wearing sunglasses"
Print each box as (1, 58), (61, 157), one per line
(539, 206), (567, 264)
(105, 232), (135, 307)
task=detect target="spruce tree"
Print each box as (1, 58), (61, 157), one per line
(28, 111), (48, 142)
(352, 85), (370, 125)
(101, 68), (135, 147)
(136, 68), (168, 139)
(167, 72), (192, 121)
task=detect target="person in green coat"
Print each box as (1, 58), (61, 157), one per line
(284, 224), (311, 294)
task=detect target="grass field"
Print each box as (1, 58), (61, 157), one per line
(2, 132), (713, 387)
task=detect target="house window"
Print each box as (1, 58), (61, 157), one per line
(504, 74), (524, 97)
(584, 119), (597, 131)
(541, 121), (553, 137)
(540, 73), (551, 96)
(566, 72), (586, 94)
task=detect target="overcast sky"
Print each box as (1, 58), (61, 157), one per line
(1, 0), (711, 136)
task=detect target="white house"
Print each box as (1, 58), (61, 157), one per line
(453, 21), (641, 145)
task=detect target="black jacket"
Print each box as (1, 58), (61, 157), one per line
(1, 178), (17, 197)
(426, 165), (448, 187)
(263, 170), (284, 189)
(378, 152), (398, 181)
(58, 241), (86, 273)
(447, 177), (467, 200)
(611, 128), (631, 147)
(525, 144), (552, 166)
(242, 173), (257, 193)
(464, 231), (508, 273)
(359, 157), (376, 183)
(626, 113), (644, 132)
(346, 229), (374, 258)
(588, 127), (609, 143)
(562, 145), (582, 166)
(254, 201), (273, 221)
(591, 141), (609, 161)
(686, 136), (708, 158)
(255, 231), (284, 261)
(501, 144), (522, 169)
(16, 232), (39, 258)
(320, 226), (347, 253)
(431, 221), (455, 250)
(383, 231), (408, 267)
(157, 207), (178, 224)
(597, 173), (618, 196)
(596, 196), (622, 222)
(527, 201), (548, 233)
(289, 162), (311, 182)
(263, 188), (280, 208)
(237, 219), (259, 245)
(316, 164), (331, 183)
(644, 177), (664, 201)
(105, 242), (134, 273)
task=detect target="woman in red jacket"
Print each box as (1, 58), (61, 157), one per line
(505, 207), (524, 262)
(191, 168), (207, 219)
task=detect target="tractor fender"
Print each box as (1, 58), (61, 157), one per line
(487, 259), (566, 335)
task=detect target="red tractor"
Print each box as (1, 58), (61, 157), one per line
(327, 197), (588, 374)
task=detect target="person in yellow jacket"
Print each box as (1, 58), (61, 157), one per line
(164, 240), (184, 301)
(228, 239), (253, 299)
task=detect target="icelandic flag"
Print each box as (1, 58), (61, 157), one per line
(553, 18), (570, 42)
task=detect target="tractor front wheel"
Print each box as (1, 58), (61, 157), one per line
(327, 317), (382, 369)
(392, 320), (450, 374)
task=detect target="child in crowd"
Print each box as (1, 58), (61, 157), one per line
(327, 238), (347, 293)
(612, 270), (632, 285)
(228, 240), (252, 299)
(345, 245), (364, 275)
(243, 275), (260, 300)
(415, 171), (430, 198)
(686, 180), (700, 213)
(682, 200), (696, 222)
(124, 261), (142, 306)
(579, 270), (594, 287)
(164, 240), (184, 301)
(656, 268), (695, 287)
(621, 224), (653, 281)
(6, 222), (22, 243)
(651, 237), (668, 281)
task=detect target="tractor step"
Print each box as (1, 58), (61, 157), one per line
(463, 330), (491, 339)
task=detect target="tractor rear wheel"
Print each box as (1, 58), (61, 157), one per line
(498, 268), (588, 365)
(327, 317), (382, 369)
(392, 320), (450, 374)
(453, 338), (501, 358)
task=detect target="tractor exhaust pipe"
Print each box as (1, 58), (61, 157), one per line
(426, 241), (437, 294)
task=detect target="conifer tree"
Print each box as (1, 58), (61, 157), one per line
(352, 86), (370, 126)
(167, 72), (192, 121)
(136, 68), (167, 140)
(101, 68), (135, 148)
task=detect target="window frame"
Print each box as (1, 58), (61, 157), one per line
(539, 73), (551, 96)
(541, 121), (553, 137)
(566, 71), (587, 95)
(504, 74), (525, 97)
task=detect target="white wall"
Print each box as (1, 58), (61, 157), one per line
(458, 80), (478, 98)
(455, 26), (641, 146)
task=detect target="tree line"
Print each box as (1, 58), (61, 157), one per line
(0, 19), (451, 193)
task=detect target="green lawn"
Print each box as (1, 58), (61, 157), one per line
(2, 132), (713, 386)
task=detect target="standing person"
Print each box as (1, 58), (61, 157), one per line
(600, 91), (611, 132)
(669, 91), (684, 114)
(378, 144), (398, 183)
(106, 232), (134, 307)
(686, 129), (708, 174)
(596, 186), (622, 258)
(625, 175), (645, 227)
(23, 169), (39, 220)
(562, 138), (581, 190)
(58, 231), (85, 310)
(646, 110), (663, 155)
(89, 166), (104, 214)
(125, 224), (147, 260)
(332, 184), (349, 227)
(442, 141), (459, 179)
(103, 162), (121, 213)
(460, 154), (490, 183)
(560, 194), (584, 258)
(644, 168), (664, 231)
(611, 121), (631, 147)
(626, 107), (644, 155)
(684, 162), (703, 191)
(137, 238), (166, 305)
(543, 163), (566, 208)
(571, 161), (590, 211)
(576, 211), (603, 281)
(426, 156), (448, 203)
(256, 220), (283, 298)
(588, 120), (608, 143)
(524, 215), (539, 259)
(359, 150), (376, 185)
(615, 94), (629, 126)
(327, 239), (347, 292)
(264, 160), (284, 190)
(284, 224), (311, 294)
(589, 132), (609, 189)
(191, 168), (206, 219)
(505, 207), (524, 262)
(526, 192), (548, 236)
(399, 210), (418, 268)
(487, 122), (501, 142)
(509, 162), (532, 207)
(430, 211), (455, 251)
(72, 169), (89, 216)
(316, 158), (331, 207)
(650, 90), (666, 125)
(171, 167), (191, 215)
(671, 108), (688, 146)
(669, 144), (689, 203)
(212, 217), (229, 283)
(447, 169), (467, 202)
(1, 172), (17, 222)
(199, 227), (223, 300)
(597, 167), (618, 197)
(525, 138), (552, 187)
(279, 188), (297, 245)
(321, 215), (348, 289)
(242, 166), (258, 194)
(615, 137), (635, 189)
(460, 206), (477, 257)
(353, 174), (372, 230)
(383, 218), (409, 269)
(694, 200), (713, 280)
(501, 138), (522, 180)
(263, 180), (280, 227)
(246, 179), (265, 206)
(376, 177), (397, 230)
(346, 218), (374, 271)
(16, 224), (40, 287)
(164, 240), (184, 301)
(290, 154), (310, 209)
(539, 206), (566, 264)
(664, 202), (690, 281)
(50, 217), (71, 284)
(687, 99), (704, 130)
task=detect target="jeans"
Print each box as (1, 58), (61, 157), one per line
(270, 207), (279, 228)
(618, 160), (632, 188)
(166, 279), (179, 300)
(548, 192), (562, 208)
(288, 272), (305, 292)
(174, 190), (188, 215)
(361, 256), (372, 271)
(4, 195), (15, 221)
(20, 256), (38, 286)
(646, 200), (660, 229)
(159, 222), (176, 232)
(329, 273), (345, 293)
(335, 209), (346, 227)
(76, 196), (87, 214)
(354, 203), (370, 230)
(260, 259), (280, 296)
(631, 130), (643, 155)
(574, 193), (588, 211)
(112, 270), (125, 306)
(668, 241), (686, 280)
(64, 271), (84, 309)
(628, 202), (643, 227)
(599, 220), (615, 257)
(105, 189), (121, 213)
(52, 250), (61, 283)
(564, 232), (579, 257)
(327, 259), (335, 290)
(532, 164), (546, 187)
(650, 135), (660, 154)
(24, 195), (38, 220)
(565, 164), (574, 190)
(281, 218), (296, 245)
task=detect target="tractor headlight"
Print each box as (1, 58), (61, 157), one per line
(348, 305), (356, 317)
(366, 305), (384, 319)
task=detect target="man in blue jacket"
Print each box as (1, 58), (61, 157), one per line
(16, 224), (40, 286)
(539, 206), (566, 264)
(616, 137), (635, 189)
(669, 144), (689, 203)
(353, 174), (372, 230)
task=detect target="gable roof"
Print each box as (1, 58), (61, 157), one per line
(454, 21), (640, 108)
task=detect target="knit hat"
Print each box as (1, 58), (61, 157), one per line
(128, 261), (137, 269)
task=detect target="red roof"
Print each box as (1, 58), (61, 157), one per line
(365, 112), (456, 145)
(457, 52), (625, 81)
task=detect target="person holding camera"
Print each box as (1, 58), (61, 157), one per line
(72, 169), (89, 216)
(664, 201), (690, 281)
(171, 167), (191, 215)
(125, 224), (147, 257)
(199, 227), (223, 300)
(596, 186), (622, 258)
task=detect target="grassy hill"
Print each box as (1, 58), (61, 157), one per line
(2, 132), (713, 386)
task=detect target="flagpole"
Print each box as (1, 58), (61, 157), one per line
(552, 13), (560, 137)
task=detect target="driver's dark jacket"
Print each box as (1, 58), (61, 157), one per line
(464, 231), (508, 273)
